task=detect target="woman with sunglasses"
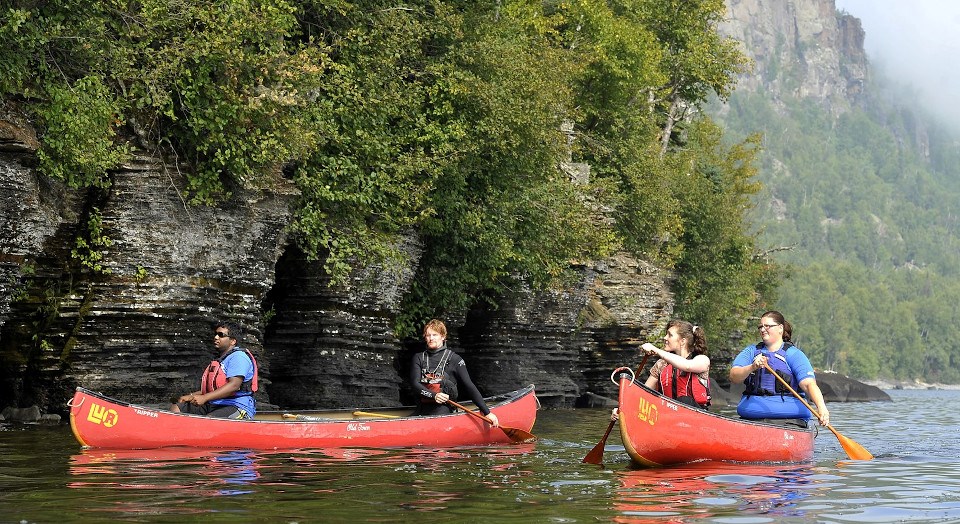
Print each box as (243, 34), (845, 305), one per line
(728, 310), (829, 427)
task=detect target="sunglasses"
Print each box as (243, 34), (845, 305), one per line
(214, 331), (232, 338)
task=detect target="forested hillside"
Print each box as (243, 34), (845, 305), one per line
(717, 65), (960, 383)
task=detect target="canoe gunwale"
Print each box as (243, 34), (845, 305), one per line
(69, 384), (538, 449)
(70, 384), (537, 423)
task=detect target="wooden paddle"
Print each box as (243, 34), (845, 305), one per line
(582, 354), (651, 465)
(446, 399), (536, 443)
(352, 411), (400, 419)
(762, 362), (874, 460)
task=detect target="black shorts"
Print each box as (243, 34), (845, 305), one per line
(177, 402), (250, 419)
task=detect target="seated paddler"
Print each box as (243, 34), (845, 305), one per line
(409, 319), (499, 427)
(171, 320), (259, 420)
(611, 319), (711, 422)
(728, 310), (829, 428)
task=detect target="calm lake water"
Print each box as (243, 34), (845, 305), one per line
(2, 388), (959, 523)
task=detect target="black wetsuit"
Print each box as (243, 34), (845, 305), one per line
(410, 347), (491, 416)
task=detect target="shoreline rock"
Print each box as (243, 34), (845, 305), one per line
(861, 379), (960, 391)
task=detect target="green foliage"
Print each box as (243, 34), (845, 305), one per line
(555, 0), (761, 343)
(0, 8), (34, 95)
(71, 208), (113, 274)
(120, 0), (329, 204)
(397, 3), (622, 333)
(290, 1), (449, 283)
(7, 262), (36, 303)
(637, 0), (750, 102)
(5, 0), (770, 347)
(670, 121), (770, 347)
(36, 76), (129, 188)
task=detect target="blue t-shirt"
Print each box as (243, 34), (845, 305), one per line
(732, 343), (816, 420)
(209, 349), (256, 417)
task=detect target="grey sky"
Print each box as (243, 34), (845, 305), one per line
(835, 0), (960, 126)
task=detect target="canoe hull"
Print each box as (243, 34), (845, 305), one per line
(617, 375), (814, 466)
(69, 385), (537, 450)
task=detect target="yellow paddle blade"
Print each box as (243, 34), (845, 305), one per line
(761, 362), (873, 461)
(830, 426), (874, 460)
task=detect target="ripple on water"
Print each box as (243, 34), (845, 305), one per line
(3, 389), (960, 522)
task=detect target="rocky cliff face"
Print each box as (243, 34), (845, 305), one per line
(1, 0), (881, 416)
(720, 0), (867, 112)
(0, 102), (297, 411)
(456, 254), (675, 408)
(0, 102), (674, 414)
(262, 240), (422, 410)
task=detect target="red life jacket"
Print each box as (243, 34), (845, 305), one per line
(201, 348), (259, 396)
(659, 363), (711, 408)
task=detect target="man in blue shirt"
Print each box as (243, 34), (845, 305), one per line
(171, 321), (258, 419)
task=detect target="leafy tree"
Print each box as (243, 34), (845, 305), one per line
(3, 0), (775, 352)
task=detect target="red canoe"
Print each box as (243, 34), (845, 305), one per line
(616, 372), (814, 466)
(69, 385), (538, 450)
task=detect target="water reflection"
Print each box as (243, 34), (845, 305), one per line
(67, 443), (537, 516)
(614, 461), (820, 522)
(71, 447), (260, 495)
(7, 391), (960, 522)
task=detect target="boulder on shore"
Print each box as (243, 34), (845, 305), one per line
(1, 405), (41, 422)
(815, 371), (891, 402)
(713, 371), (891, 406)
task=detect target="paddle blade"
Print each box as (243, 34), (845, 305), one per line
(582, 420), (616, 465)
(582, 440), (606, 465)
(502, 426), (537, 443)
(830, 426), (874, 460)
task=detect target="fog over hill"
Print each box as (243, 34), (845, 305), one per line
(835, 0), (960, 130)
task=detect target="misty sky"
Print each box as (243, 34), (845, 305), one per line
(834, 0), (960, 126)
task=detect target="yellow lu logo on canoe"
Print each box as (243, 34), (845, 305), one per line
(637, 398), (658, 426)
(87, 402), (119, 428)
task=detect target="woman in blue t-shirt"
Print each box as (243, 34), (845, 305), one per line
(728, 311), (829, 427)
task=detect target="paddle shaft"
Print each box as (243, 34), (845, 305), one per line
(582, 353), (651, 464)
(353, 411), (399, 418)
(445, 398), (537, 443)
(635, 352), (652, 376)
(446, 399), (497, 425)
(761, 361), (873, 460)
